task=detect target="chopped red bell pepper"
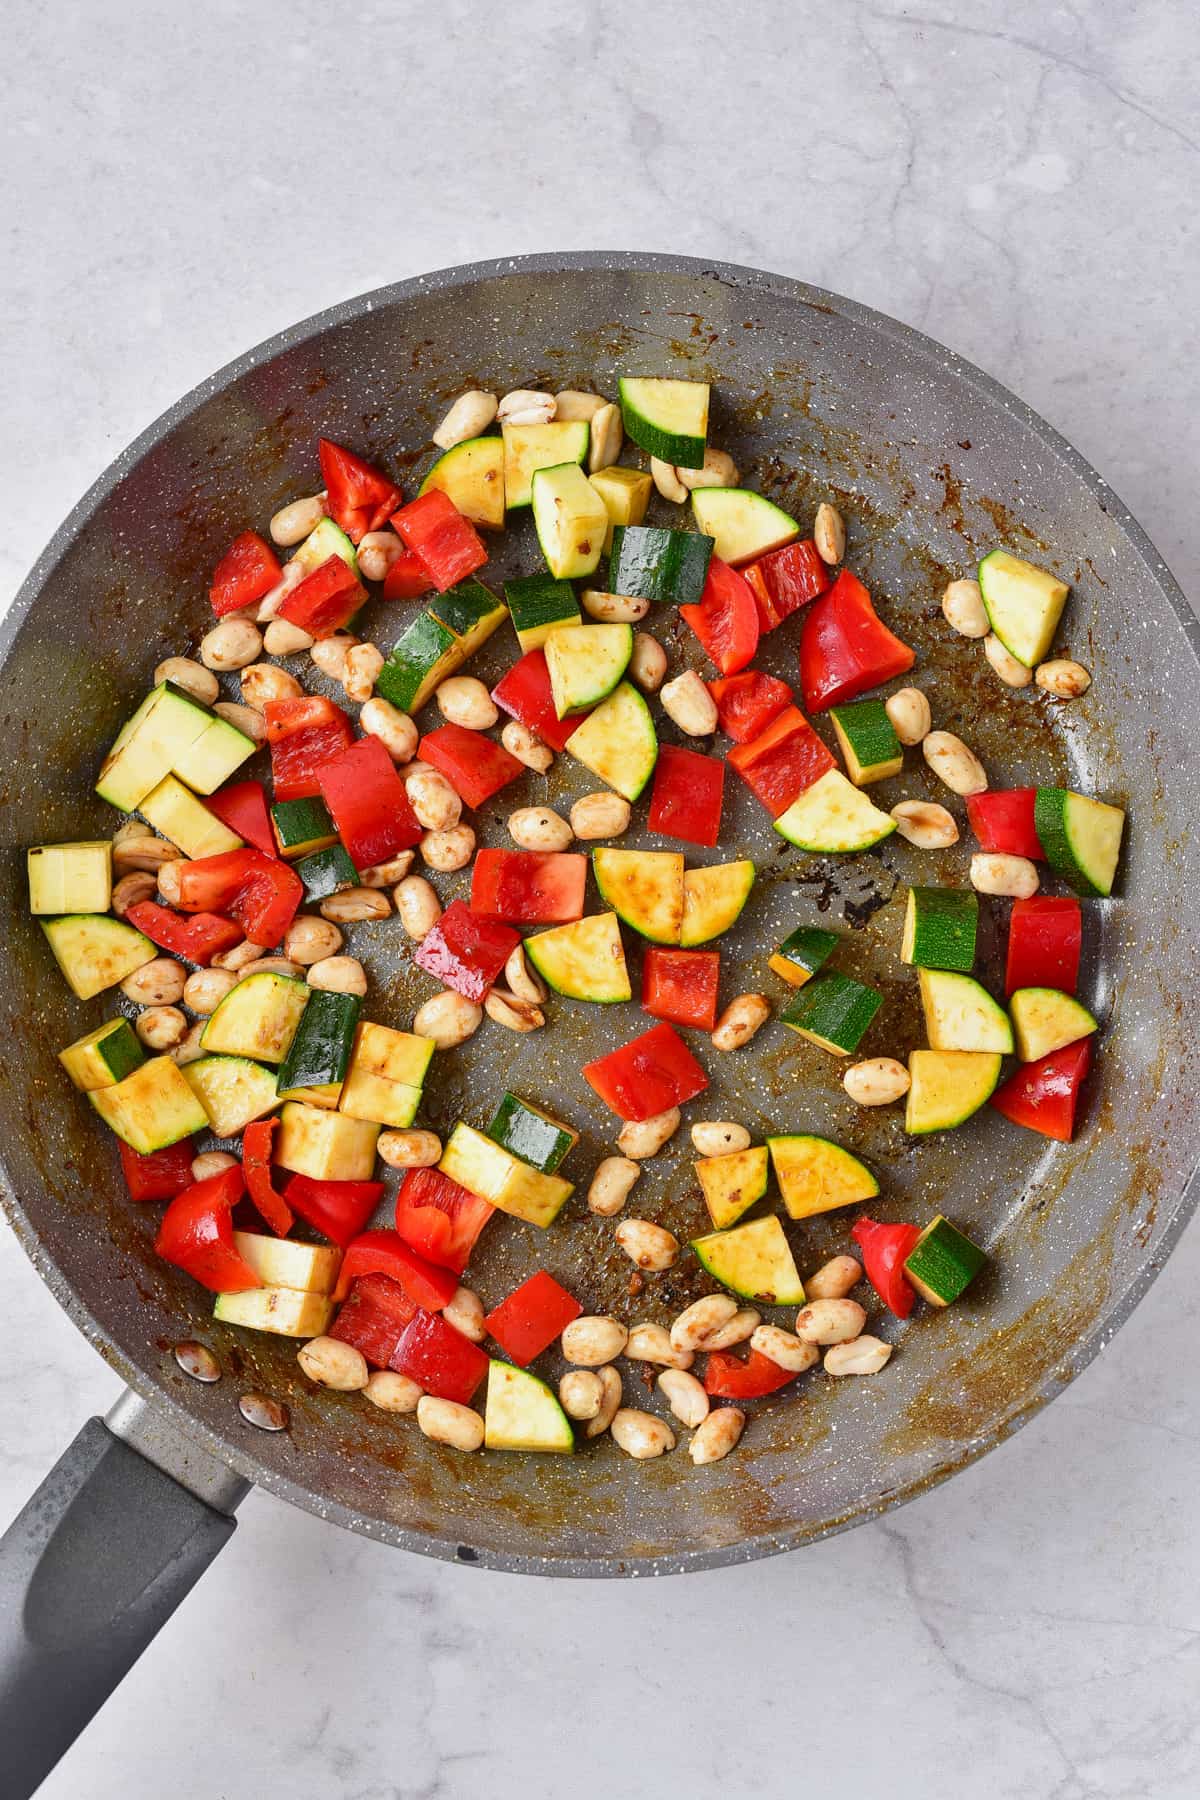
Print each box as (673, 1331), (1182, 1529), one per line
(241, 1119), (294, 1237)
(277, 553), (366, 638)
(800, 570), (915, 712)
(331, 1229), (458, 1310)
(330, 1273), (417, 1367)
(1005, 896), (1082, 997)
(641, 947), (721, 1032)
(318, 437), (402, 543)
(209, 530), (282, 618)
(204, 780), (275, 856)
(992, 1038), (1092, 1143)
(282, 1173), (384, 1248)
(418, 723), (525, 811)
(707, 669), (792, 744)
(491, 649), (589, 752)
(704, 1351), (794, 1398)
(154, 1166), (259, 1294)
(470, 849), (588, 925)
(264, 695), (356, 802)
(389, 1308), (489, 1404)
(966, 789), (1045, 861)
(118, 1137), (197, 1203)
(125, 901), (243, 967)
(382, 546), (432, 601)
(484, 1270), (583, 1368)
(743, 538), (830, 631)
(647, 744), (725, 848)
(583, 1021), (709, 1122)
(678, 556), (760, 675)
(394, 1167), (495, 1275)
(390, 490), (487, 592)
(413, 898), (519, 1002)
(316, 734), (423, 869)
(727, 704), (835, 817)
(851, 1216), (921, 1319)
(174, 848), (303, 949)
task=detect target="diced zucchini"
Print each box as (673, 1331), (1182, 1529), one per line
(502, 420), (589, 509)
(140, 776), (242, 859)
(200, 972), (309, 1065)
(271, 796), (337, 860)
(376, 580), (508, 713)
(618, 377), (709, 467)
(1034, 789), (1125, 897)
(504, 572), (580, 651)
(545, 622), (632, 716)
(689, 488), (799, 566)
(773, 769), (896, 853)
(695, 1144), (769, 1229)
(439, 1123), (572, 1227)
(524, 911), (631, 1002)
(58, 1018), (145, 1091)
(767, 1134), (879, 1221)
(486, 1092), (579, 1173)
(295, 844), (359, 901)
(1009, 987), (1098, 1062)
(338, 1021), (432, 1128)
(419, 436), (506, 530)
(680, 860), (755, 947)
(290, 515), (359, 579)
(276, 989), (361, 1096)
(768, 924), (839, 988)
(531, 462), (608, 579)
(564, 682), (658, 802)
(28, 842), (112, 915)
(977, 549), (1068, 668)
(592, 848), (683, 945)
(901, 888), (977, 972)
(232, 1231), (342, 1295)
(89, 1056), (209, 1153)
(484, 1361), (574, 1453)
(608, 524), (713, 608)
(182, 1055), (280, 1138)
(830, 699), (903, 786)
(42, 914), (155, 1001)
(691, 1215), (805, 1306)
(905, 1050), (1003, 1133)
(275, 1101), (380, 1180)
(919, 969), (1014, 1054)
(213, 1286), (335, 1338)
(588, 466), (652, 553)
(903, 1215), (987, 1307)
(96, 681), (255, 811)
(781, 971), (881, 1056)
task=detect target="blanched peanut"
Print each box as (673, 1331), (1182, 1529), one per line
(405, 765), (462, 832)
(419, 824), (475, 871)
(552, 390), (606, 423)
(121, 956), (186, 1005)
(617, 1108), (680, 1160)
(1036, 658), (1091, 697)
(413, 989), (482, 1048)
(394, 875), (442, 941)
(750, 1325), (819, 1373)
(212, 938), (266, 971)
(689, 1407), (745, 1464)
(501, 719), (553, 772)
(843, 1056), (910, 1106)
(657, 1368), (710, 1428)
(319, 887), (390, 923)
(378, 1128), (442, 1169)
(569, 791), (631, 839)
(677, 448), (739, 490)
(436, 675), (497, 730)
(183, 966), (238, 1015)
(135, 1006), (188, 1050)
(270, 493), (326, 545)
(484, 988), (545, 1032)
(702, 1308), (760, 1350)
(942, 577), (989, 637)
(306, 955), (368, 996)
(795, 1298), (868, 1345)
(611, 1409), (675, 1460)
(200, 616), (262, 672)
(191, 1150), (238, 1182)
(615, 1218), (680, 1271)
(111, 871), (156, 916)
(255, 558), (304, 622)
(240, 662), (302, 709)
(585, 1365), (624, 1437)
(711, 994), (770, 1052)
(498, 388), (555, 426)
(562, 1316), (628, 1365)
(581, 589), (649, 622)
(504, 942), (546, 1004)
(629, 632), (667, 694)
(364, 1370), (422, 1412)
(360, 852), (414, 887)
(670, 1294), (738, 1353)
(885, 687), (932, 745)
(309, 633), (357, 682)
(298, 1335), (369, 1391)
(984, 632), (1033, 689)
(624, 1324), (694, 1369)
(890, 800), (959, 848)
(922, 730), (988, 796)
(238, 957), (304, 980)
(587, 401), (623, 472)
(262, 619), (314, 657)
(356, 531), (403, 583)
(587, 1155), (641, 1216)
(360, 696), (418, 764)
(154, 656), (219, 705)
(113, 833), (176, 873)
(660, 669), (718, 736)
(416, 1395), (484, 1451)
(507, 806), (573, 852)
(343, 643), (384, 704)
(824, 1336), (893, 1376)
(690, 1120), (751, 1157)
(806, 1255), (863, 1300)
(172, 1022), (206, 1065)
(155, 860), (186, 905)
(433, 390), (499, 449)
(650, 457), (688, 503)
(214, 701), (267, 745)
(560, 1369), (604, 1420)
(813, 501), (846, 565)
(970, 853), (1039, 898)
(443, 1286), (486, 1343)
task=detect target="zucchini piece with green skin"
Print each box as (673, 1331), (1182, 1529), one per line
(376, 581), (508, 713)
(1033, 788), (1125, 897)
(1009, 987), (1098, 1062)
(695, 1144), (769, 1229)
(781, 971), (882, 1056)
(90, 1055), (209, 1153)
(608, 524), (713, 608)
(200, 971), (309, 1065)
(503, 572), (580, 651)
(531, 462), (608, 579)
(564, 682), (658, 802)
(232, 1231), (342, 1294)
(58, 1018), (144, 1091)
(295, 844), (359, 901)
(545, 622), (633, 717)
(182, 1055), (280, 1138)
(767, 1134), (879, 1221)
(903, 1216), (987, 1307)
(589, 466), (652, 553)
(96, 681), (256, 811)
(905, 1050), (1003, 1133)
(275, 1101), (379, 1181)
(439, 1123), (572, 1228)
(830, 699), (903, 786)
(618, 377), (709, 467)
(28, 842), (112, 915)
(275, 989), (361, 1095)
(919, 969), (1014, 1054)
(592, 849), (683, 945)
(691, 1215), (805, 1306)
(271, 796), (337, 860)
(524, 910), (632, 1001)
(485, 1361), (575, 1453)
(290, 515), (359, 579)
(901, 887), (977, 972)
(486, 1093), (579, 1174)
(768, 924), (839, 988)
(977, 549), (1068, 668)
(502, 420), (589, 509)
(213, 1287), (334, 1338)
(680, 860), (755, 947)
(689, 488), (799, 566)
(42, 914), (155, 1001)
(140, 776), (242, 860)
(419, 436), (505, 530)
(773, 770), (896, 854)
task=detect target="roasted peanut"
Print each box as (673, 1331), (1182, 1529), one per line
(560, 1369), (605, 1420)
(806, 1255), (863, 1300)
(657, 1368), (710, 1429)
(420, 824), (475, 871)
(569, 791), (631, 839)
(650, 456), (688, 503)
(433, 390), (498, 449)
(611, 1409), (675, 1460)
(824, 1336), (893, 1376)
(984, 633), (1033, 688)
(283, 916), (344, 965)
(239, 661), (302, 709)
(501, 719), (553, 772)
(922, 730), (988, 796)
(890, 800), (959, 849)
(237, 957), (303, 980)
(213, 701), (267, 745)
(342, 642), (384, 703)
(356, 531), (403, 583)
(498, 388), (555, 426)
(677, 448), (739, 490)
(553, 390), (606, 422)
(504, 942), (546, 1004)
(585, 1365), (624, 1437)
(309, 633), (358, 682)
(749, 1325), (819, 1374)
(587, 402), (623, 472)
(970, 852), (1039, 897)
(689, 1407), (745, 1464)
(581, 589), (649, 622)
(413, 989), (482, 1048)
(111, 871), (156, 916)
(417, 1395), (484, 1450)
(443, 1286), (486, 1343)
(135, 1006), (188, 1050)
(711, 994), (770, 1051)
(795, 1299), (868, 1345)
(507, 806), (573, 852)
(306, 955), (368, 996)
(624, 1324), (694, 1369)
(211, 938), (266, 971)
(254, 558), (304, 622)
(319, 887), (390, 924)
(843, 1056), (911, 1106)
(121, 956), (186, 1006)
(191, 1150), (239, 1182)
(702, 1309), (760, 1350)
(436, 674), (497, 731)
(615, 1218), (680, 1271)
(813, 501), (846, 564)
(884, 686), (932, 745)
(183, 967), (238, 1015)
(670, 1295), (738, 1353)
(377, 1129), (442, 1169)
(394, 875), (441, 941)
(154, 656), (218, 705)
(616, 1108), (680, 1160)
(406, 765), (462, 832)
(629, 632), (667, 694)
(562, 1316), (628, 1366)
(484, 988), (545, 1032)
(359, 852), (415, 888)
(690, 1121), (751, 1157)
(297, 1335), (368, 1391)
(660, 669), (718, 736)
(262, 618), (314, 658)
(113, 833), (176, 873)
(1036, 658), (1091, 698)
(270, 493), (326, 545)
(200, 616), (262, 672)
(942, 578), (989, 637)
(360, 696), (418, 764)
(172, 1022), (207, 1065)
(364, 1371), (422, 1412)
(587, 1155), (641, 1216)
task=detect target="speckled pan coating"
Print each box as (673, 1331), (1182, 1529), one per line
(2, 252), (1199, 1577)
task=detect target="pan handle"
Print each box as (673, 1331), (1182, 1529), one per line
(0, 1391), (249, 1798)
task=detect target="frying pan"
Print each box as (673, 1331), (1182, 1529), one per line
(2, 252), (1199, 1795)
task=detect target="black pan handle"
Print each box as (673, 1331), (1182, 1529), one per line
(0, 1393), (249, 1798)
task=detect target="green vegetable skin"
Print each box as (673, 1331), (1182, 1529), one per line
(617, 377), (709, 467)
(691, 1215), (805, 1305)
(486, 1092), (578, 1173)
(524, 911), (632, 1001)
(918, 969), (1014, 1054)
(608, 525), (713, 608)
(904, 1215), (987, 1306)
(485, 1361), (574, 1453)
(182, 1055), (281, 1139)
(295, 844), (358, 900)
(376, 580), (507, 713)
(901, 887), (977, 972)
(503, 572), (580, 651)
(90, 1056), (209, 1153)
(42, 914), (155, 1001)
(564, 682), (658, 802)
(1034, 788), (1125, 897)
(829, 699), (902, 785)
(58, 1018), (144, 1091)
(271, 796), (337, 858)
(544, 622), (632, 716)
(276, 989), (361, 1093)
(768, 924), (840, 986)
(781, 971), (882, 1055)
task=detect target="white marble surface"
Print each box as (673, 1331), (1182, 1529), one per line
(4, 3), (1200, 1795)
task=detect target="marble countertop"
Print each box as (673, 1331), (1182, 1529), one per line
(4, 3), (1199, 1795)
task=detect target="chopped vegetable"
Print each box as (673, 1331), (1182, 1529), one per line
(524, 911), (631, 1002)
(283, 1172), (385, 1247)
(391, 488), (488, 592)
(563, 682), (658, 802)
(901, 887), (978, 973)
(742, 537), (829, 630)
(991, 1038), (1092, 1142)
(389, 1308), (489, 1404)
(690, 488), (799, 566)
(484, 1361), (575, 1453)
(485, 1094), (578, 1174)
(470, 849), (588, 925)
(903, 1216), (987, 1307)
(1033, 788), (1125, 897)
(204, 779), (275, 856)
(767, 924), (839, 988)
(531, 462), (608, 579)
(829, 698), (903, 786)
(209, 530), (282, 617)
(695, 1144), (769, 1228)
(582, 1021), (709, 1121)
(767, 1134), (878, 1219)
(592, 847), (683, 944)
(241, 1118), (294, 1237)
(264, 695), (355, 802)
(484, 1270), (582, 1366)
(330, 1273), (417, 1366)
(704, 1348), (796, 1399)
(1005, 896), (1082, 996)
(618, 376), (709, 466)
(680, 860), (755, 947)
(905, 1050), (1003, 1133)
(376, 580), (507, 713)
(317, 735), (424, 870)
(125, 901), (242, 967)
(438, 1124), (573, 1228)
(419, 722), (525, 809)
(419, 437), (505, 531)
(773, 769), (895, 854)
(504, 573), (580, 651)
(90, 1056), (208, 1154)
(331, 1229), (458, 1310)
(1009, 987), (1098, 1062)
(319, 437), (402, 543)
(965, 788), (1044, 861)
(277, 553), (365, 637)
(642, 946), (721, 1031)
(799, 569), (915, 713)
(977, 549), (1068, 669)
(851, 1216), (921, 1318)
(647, 744), (725, 847)
(414, 899), (520, 1001)
(727, 705), (835, 818)
(200, 970), (308, 1062)
(492, 646), (592, 752)
(781, 971), (882, 1056)
(691, 1215), (805, 1305)
(154, 1166), (259, 1294)
(609, 524), (713, 608)
(707, 669), (792, 743)
(679, 556), (760, 675)
(918, 969), (1014, 1055)
(394, 1166), (494, 1273)
(118, 1137), (196, 1203)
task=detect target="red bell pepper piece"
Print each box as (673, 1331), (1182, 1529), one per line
(707, 669), (792, 743)
(641, 947), (721, 1032)
(992, 1038), (1092, 1142)
(800, 570), (915, 712)
(394, 1167), (495, 1274)
(174, 848), (303, 949)
(204, 780), (275, 856)
(316, 734), (423, 869)
(851, 1216), (921, 1319)
(390, 490), (487, 592)
(209, 530), (282, 618)
(1005, 896), (1082, 997)
(583, 1021), (709, 1122)
(470, 849), (587, 925)
(743, 538), (830, 631)
(727, 705), (835, 817)
(418, 723), (525, 810)
(318, 438), (402, 544)
(125, 901), (243, 967)
(484, 1271), (582, 1368)
(264, 696), (356, 802)
(277, 554), (366, 638)
(966, 789), (1045, 861)
(118, 1138), (197, 1203)
(330, 1273), (417, 1367)
(382, 546), (432, 601)
(240, 1119), (294, 1237)
(413, 898), (519, 1002)
(281, 1173), (384, 1248)
(647, 744), (725, 848)
(704, 1351), (794, 1399)
(331, 1229), (458, 1310)
(154, 1167), (259, 1293)
(389, 1308), (489, 1404)
(679, 556), (760, 675)
(491, 649), (589, 752)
